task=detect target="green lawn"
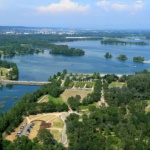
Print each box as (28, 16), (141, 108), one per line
(79, 102), (97, 110)
(49, 95), (64, 104)
(109, 81), (126, 88)
(53, 120), (64, 128)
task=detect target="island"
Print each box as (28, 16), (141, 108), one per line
(104, 52), (112, 59)
(49, 44), (85, 56)
(133, 56), (144, 63)
(117, 54), (128, 60)
(101, 38), (148, 45)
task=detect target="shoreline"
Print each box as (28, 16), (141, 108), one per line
(68, 73), (133, 77)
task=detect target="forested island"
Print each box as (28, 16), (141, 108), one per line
(101, 38), (148, 45)
(117, 54), (128, 60)
(133, 56), (144, 63)
(49, 44), (85, 56)
(0, 69), (150, 150)
(0, 60), (18, 80)
(104, 52), (112, 59)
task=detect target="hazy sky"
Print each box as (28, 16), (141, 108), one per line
(0, 0), (149, 29)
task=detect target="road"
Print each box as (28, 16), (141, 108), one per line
(0, 79), (50, 85)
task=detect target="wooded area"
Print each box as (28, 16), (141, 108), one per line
(0, 70), (150, 150)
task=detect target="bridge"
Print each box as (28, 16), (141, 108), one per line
(0, 80), (50, 86)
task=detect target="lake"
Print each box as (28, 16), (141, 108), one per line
(1, 40), (150, 112)
(0, 85), (40, 113)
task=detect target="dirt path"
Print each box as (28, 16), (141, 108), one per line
(98, 80), (109, 107)
(38, 95), (49, 103)
(60, 112), (69, 145)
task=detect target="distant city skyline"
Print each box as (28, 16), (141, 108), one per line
(0, 0), (150, 29)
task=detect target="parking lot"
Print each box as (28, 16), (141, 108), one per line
(16, 123), (34, 138)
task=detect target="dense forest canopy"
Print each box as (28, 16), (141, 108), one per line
(49, 44), (85, 56)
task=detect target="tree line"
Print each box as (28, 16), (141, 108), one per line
(101, 38), (148, 45)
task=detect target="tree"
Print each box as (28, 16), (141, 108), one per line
(64, 76), (71, 87)
(0, 70), (3, 76)
(57, 72), (61, 76)
(39, 129), (56, 145)
(89, 105), (96, 112)
(6, 136), (33, 150)
(0, 132), (2, 150)
(63, 69), (67, 75)
(67, 96), (80, 111)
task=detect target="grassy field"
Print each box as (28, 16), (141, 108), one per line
(49, 95), (64, 104)
(109, 81), (126, 88)
(61, 89), (92, 102)
(50, 129), (62, 142)
(52, 118), (63, 128)
(79, 102), (98, 111)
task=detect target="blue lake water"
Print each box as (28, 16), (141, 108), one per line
(1, 40), (150, 112)
(0, 85), (40, 113)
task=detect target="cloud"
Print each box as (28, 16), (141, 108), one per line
(96, 0), (110, 10)
(112, 4), (129, 11)
(37, 0), (90, 13)
(96, 0), (144, 12)
(134, 0), (144, 11)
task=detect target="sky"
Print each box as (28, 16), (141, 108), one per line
(0, 0), (150, 29)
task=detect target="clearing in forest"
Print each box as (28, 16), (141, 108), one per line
(61, 89), (92, 102)
(5, 113), (63, 143)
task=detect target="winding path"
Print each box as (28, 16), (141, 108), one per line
(60, 112), (69, 145)
(98, 79), (109, 107)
